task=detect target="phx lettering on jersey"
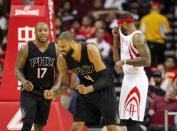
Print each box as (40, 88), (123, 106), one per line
(72, 65), (95, 75)
(30, 57), (55, 67)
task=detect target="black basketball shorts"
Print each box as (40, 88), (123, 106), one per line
(20, 90), (51, 126)
(74, 87), (119, 126)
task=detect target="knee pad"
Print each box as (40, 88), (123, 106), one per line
(21, 118), (33, 131)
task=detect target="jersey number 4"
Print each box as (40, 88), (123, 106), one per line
(84, 75), (94, 82)
(37, 68), (47, 78)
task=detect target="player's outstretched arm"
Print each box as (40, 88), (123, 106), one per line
(126, 33), (151, 67)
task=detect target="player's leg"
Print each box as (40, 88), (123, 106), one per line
(121, 119), (140, 131)
(20, 91), (37, 131)
(34, 97), (52, 131)
(106, 125), (119, 131)
(34, 124), (43, 131)
(100, 87), (119, 131)
(71, 121), (85, 131)
(71, 97), (86, 131)
(73, 95), (101, 131)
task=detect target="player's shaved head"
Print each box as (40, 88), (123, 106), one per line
(35, 22), (48, 31)
(58, 31), (74, 41)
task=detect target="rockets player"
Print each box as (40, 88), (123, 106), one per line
(112, 12), (151, 131)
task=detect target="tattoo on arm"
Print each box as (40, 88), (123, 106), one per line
(54, 83), (68, 97)
(126, 33), (151, 66)
(54, 55), (69, 97)
(15, 44), (28, 83)
(53, 45), (61, 88)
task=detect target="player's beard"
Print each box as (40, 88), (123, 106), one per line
(121, 28), (127, 35)
(37, 36), (48, 43)
(65, 47), (74, 58)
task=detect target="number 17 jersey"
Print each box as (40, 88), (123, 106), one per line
(23, 42), (57, 90)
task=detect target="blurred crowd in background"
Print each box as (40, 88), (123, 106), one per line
(0, 0), (177, 130)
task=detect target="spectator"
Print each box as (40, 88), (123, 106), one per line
(88, 0), (105, 21)
(92, 0), (104, 11)
(58, 0), (78, 30)
(148, 87), (177, 131)
(71, 0), (94, 17)
(70, 19), (85, 42)
(156, 64), (165, 77)
(94, 20), (112, 44)
(55, 16), (63, 38)
(161, 56), (177, 91)
(86, 28), (111, 59)
(104, 0), (126, 10)
(140, 1), (171, 66)
(80, 16), (95, 39)
(148, 71), (165, 105)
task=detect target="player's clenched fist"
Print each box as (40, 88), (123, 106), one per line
(22, 80), (34, 91)
(75, 84), (94, 94)
(114, 60), (124, 74)
(44, 89), (54, 99)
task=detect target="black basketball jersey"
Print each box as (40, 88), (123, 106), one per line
(65, 43), (112, 86)
(23, 41), (57, 90)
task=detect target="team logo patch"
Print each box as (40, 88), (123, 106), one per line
(124, 86), (141, 120)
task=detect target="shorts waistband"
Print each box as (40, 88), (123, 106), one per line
(124, 72), (146, 76)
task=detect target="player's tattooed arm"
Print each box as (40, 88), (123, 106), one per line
(15, 43), (28, 83)
(44, 54), (69, 99)
(52, 45), (61, 89)
(126, 33), (151, 67)
(53, 54), (69, 97)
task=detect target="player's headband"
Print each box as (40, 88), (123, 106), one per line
(117, 18), (134, 24)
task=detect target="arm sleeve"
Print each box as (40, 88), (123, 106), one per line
(92, 69), (113, 91)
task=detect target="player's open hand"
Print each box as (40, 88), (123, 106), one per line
(44, 89), (54, 100)
(75, 84), (94, 94)
(114, 60), (124, 74)
(22, 80), (34, 91)
(112, 26), (119, 38)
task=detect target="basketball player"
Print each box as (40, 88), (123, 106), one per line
(15, 22), (60, 131)
(44, 31), (119, 131)
(112, 12), (151, 131)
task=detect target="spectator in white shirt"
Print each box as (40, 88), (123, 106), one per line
(86, 28), (111, 59)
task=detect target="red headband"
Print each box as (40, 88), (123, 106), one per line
(117, 18), (134, 24)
